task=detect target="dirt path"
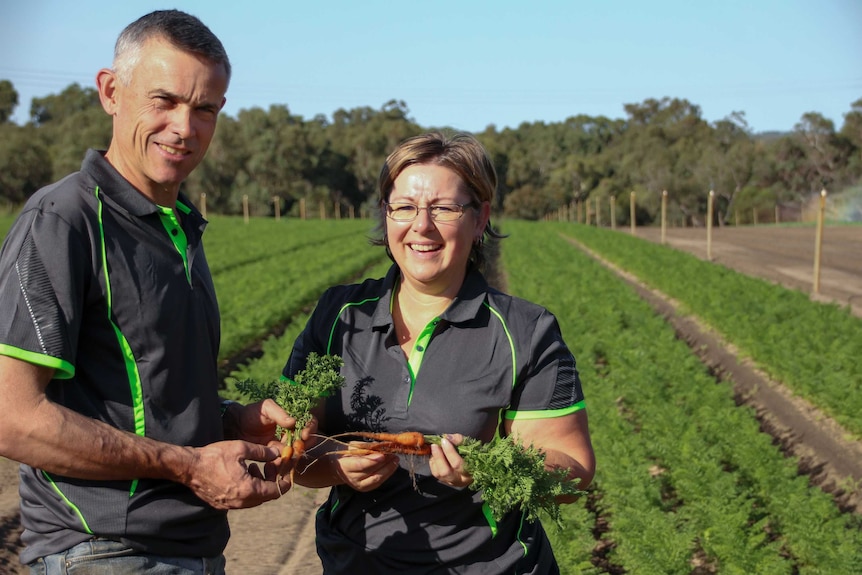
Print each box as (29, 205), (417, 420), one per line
(633, 225), (862, 317)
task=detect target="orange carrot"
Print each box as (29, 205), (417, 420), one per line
(281, 444), (294, 460)
(350, 431), (426, 449)
(292, 438), (306, 459)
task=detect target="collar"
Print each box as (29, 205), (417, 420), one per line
(82, 149), (206, 230)
(370, 265), (489, 329)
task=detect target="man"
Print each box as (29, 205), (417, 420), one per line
(0, 10), (298, 573)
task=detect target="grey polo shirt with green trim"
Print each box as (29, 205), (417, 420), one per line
(284, 264), (585, 574)
(0, 149), (226, 563)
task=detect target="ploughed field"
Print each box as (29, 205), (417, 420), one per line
(1, 216), (860, 574)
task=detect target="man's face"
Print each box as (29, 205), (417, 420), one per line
(99, 37), (228, 204)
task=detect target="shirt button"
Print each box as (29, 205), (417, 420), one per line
(171, 228), (179, 236)
(416, 345), (424, 351)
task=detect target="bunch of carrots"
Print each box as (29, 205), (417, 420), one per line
(236, 353), (584, 526)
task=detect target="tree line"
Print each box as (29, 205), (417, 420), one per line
(1, 79), (859, 225)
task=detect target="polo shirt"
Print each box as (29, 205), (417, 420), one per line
(284, 264), (586, 574)
(0, 149), (227, 563)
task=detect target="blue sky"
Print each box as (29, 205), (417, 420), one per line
(2, 0), (860, 134)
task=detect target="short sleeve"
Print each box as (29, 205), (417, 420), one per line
(504, 309), (585, 419)
(0, 206), (90, 378)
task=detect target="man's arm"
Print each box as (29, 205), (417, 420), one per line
(0, 354), (290, 509)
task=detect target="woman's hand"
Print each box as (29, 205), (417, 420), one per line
(429, 434), (473, 488)
(332, 449), (400, 492)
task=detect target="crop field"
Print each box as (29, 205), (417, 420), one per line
(1, 216), (860, 574)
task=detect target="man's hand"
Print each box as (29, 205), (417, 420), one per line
(184, 440), (290, 509)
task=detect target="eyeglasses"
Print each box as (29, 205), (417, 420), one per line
(383, 202), (475, 222)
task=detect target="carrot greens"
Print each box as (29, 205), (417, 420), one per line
(426, 434), (585, 528)
(235, 352), (345, 448)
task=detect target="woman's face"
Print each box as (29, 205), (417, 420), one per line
(386, 164), (489, 297)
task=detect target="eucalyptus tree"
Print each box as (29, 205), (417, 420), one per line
(0, 123), (52, 204)
(0, 80), (18, 124)
(328, 99), (420, 206)
(697, 112), (755, 224)
(794, 112), (845, 190)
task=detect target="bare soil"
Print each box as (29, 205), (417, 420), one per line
(1, 224), (859, 574)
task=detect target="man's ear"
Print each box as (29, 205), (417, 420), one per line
(95, 68), (119, 115)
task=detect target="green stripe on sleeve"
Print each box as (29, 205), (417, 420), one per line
(503, 401), (586, 420)
(0, 344), (75, 379)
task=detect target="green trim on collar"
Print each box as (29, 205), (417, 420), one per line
(406, 318), (439, 405)
(156, 205), (190, 285)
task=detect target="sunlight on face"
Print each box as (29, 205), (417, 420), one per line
(387, 164), (486, 296)
(103, 37), (227, 204)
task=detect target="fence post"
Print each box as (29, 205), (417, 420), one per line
(300, 198), (306, 220)
(707, 190), (714, 261)
(813, 189), (827, 294)
(200, 193), (207, 219)
(273, 196), (280, 221)
(630, 191), (636, 235)
(595, 196), (601, 227)
(610, 196), (616, 230)
(242, 195), (249, 224)
(661, 190), (668, 245)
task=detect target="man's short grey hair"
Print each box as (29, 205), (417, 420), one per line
(113, 9), (231, 86)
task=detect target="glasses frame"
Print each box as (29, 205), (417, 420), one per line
(383, 201), (476, 223)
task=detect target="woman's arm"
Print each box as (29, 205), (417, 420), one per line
(506, 410), (595, 501)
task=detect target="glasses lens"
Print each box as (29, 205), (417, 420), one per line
(387, 204), (419, 221)
(431, 205), (463, 221)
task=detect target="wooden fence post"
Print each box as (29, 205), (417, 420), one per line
(630, 191), (636, 235)
(595, 196), (601, 227)
(661, 190), (668, 245)
(273, 196), (280, 221)
(610, 196), (616, 230)
(813, 189), (827, 294)
(200, 193), (207, 219)
(707, 190), (714, 261)
(242, 195), (249, 224)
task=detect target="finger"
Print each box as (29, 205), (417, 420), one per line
(262, 398), (296, 428)
(241, 441), (282, 463)
(248, 463), (264, 480)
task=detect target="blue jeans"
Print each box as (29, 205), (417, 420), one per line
(28, 538), (226, 574)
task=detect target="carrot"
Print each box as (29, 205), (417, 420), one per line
(281, 444), (294, 460)
(292, 438), (306, 459)
(348, 431), (426, 449)
(343, 439), (431, 456)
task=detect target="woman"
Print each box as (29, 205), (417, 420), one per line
(285, 131), (595, 574)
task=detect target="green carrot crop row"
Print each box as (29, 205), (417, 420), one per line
(554, 222), (862, 439)
(502, 221), (862, 574)
(208, 217), (388, 362)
